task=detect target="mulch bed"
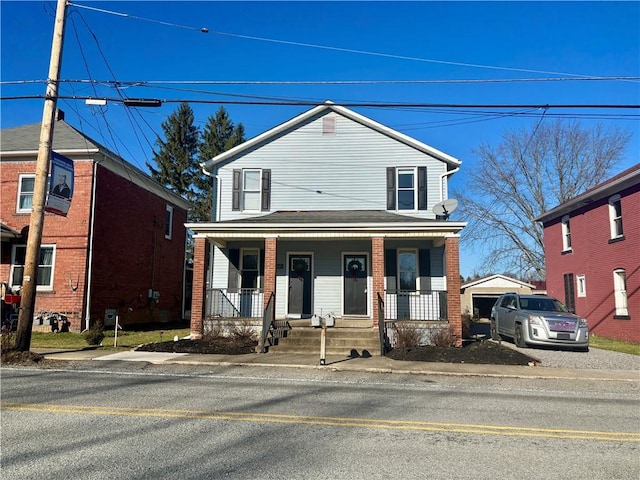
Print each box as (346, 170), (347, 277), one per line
(386, 340), (536, 365)
(135, 337), (258, 355)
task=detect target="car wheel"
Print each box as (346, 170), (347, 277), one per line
(490, 320), (499, 340)
(514, 324), (526, 348)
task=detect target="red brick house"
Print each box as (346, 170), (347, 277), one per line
(535, 163), (639, 343)
(1, 115), (192, 331)
(187, 102), (466, 352)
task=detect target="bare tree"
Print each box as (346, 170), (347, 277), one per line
(454, 119), (631, 279)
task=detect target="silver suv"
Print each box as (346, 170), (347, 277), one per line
(490, 293), (589, 351)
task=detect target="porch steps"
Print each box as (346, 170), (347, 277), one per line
(267, 323), (381, 356)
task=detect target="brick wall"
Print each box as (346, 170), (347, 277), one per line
(371, 236), (384, 327)
(445, 235), (462, 346)
(1, 158), (189, 332)
(190, 237), (207, 339)
(91, 165), (188, 328)
(1, 159), (93, 330)
(543, 183), (639, 342)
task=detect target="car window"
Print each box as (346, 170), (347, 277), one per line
(520, 297), (570, 312)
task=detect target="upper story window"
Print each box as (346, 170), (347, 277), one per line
(609, 194), (624, 240)
(165, 205), (173, 240)
(613, 269), (629, 317)
(232, 169), (271, 212)
(17, 174), (50, 213)
(10, 244), (55, 290)
(561, 215), (572, 251)
(386, 167), (427, 212)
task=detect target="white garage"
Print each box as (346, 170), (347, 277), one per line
(461, 274), (535, 320)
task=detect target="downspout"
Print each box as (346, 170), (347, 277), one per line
(83, 155), (103, 330)
(439, 166), (460, 202)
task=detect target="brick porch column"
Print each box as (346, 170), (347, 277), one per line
(263, 236), (277, 313)
(371, 236), (385, 328)
(190, 237), (208, 340)
(445, 235), (462, 347)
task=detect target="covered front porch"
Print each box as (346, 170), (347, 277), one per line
(187, 211), (465, 348)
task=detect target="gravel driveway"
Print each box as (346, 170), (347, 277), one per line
(500, 341), (640, 371)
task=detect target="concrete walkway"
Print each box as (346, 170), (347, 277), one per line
(30, 348), (640, 382)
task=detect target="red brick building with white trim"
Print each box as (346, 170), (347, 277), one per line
(535, 164), (639, 343)
(1, 116), (191, 331)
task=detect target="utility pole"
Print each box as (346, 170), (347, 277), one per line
(15, 0), (68, 351)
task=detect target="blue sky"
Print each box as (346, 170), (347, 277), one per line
(2, 1), (639, 277)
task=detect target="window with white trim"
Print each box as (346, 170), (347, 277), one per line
(577, 274), (586, 297)
(609, 194), (624, 239)
(397, 168), (416, 210)
(613, 269), (628, 316)
(561, 215), (572, 251)
(17, 174), (51, 213)
(165, 205), (173, 240)
(10, 244), (55, 290)
(242, 169), (261, 211)
(17, 174), (36, 212)
(398, 249), (418, 290)
(240, 248), (260, 289)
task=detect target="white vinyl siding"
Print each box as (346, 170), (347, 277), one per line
(217, 113), (448, 220)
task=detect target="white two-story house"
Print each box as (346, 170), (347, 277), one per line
(187, 102), (466, 351)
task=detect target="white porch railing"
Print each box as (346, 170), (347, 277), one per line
(205, 288), (264, 318)
(384, 290), (448, 321)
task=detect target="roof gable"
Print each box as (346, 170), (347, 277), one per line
(461, 274), (534, 290)
(200, 101), (461, 171)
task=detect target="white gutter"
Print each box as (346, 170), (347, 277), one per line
(84, 155), (103, 330)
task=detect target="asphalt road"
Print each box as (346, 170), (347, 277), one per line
(1, 363), (638, 479)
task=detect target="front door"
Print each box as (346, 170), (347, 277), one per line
(288, 255), (312, 317)
(344, 254), (367, 315)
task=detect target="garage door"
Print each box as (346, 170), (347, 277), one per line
(472, 295), (500, 319)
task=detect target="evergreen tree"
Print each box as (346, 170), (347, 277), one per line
(147, 103), (200, 216)
(196, 107), (246, 221)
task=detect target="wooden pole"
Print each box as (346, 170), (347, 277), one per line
(15, 0), (68, 351)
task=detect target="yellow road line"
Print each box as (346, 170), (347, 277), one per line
(2, 402), (639, 442)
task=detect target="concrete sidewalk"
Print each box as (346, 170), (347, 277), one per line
(30, 348), (640, 382)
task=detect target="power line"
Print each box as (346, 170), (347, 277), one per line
(4, 76), (639, 86)
(66, 2), (633, 81)
(3, 95), (638, 109)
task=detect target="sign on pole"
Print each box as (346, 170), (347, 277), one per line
(45, 151), (74, 216)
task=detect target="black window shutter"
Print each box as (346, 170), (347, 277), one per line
(228, 249), (240, 292)
(261, 169), (271, 211)
(419, 249), (431, 291)
(385, 249), (397, 291)
(564, 273), (575, 312)
(418, 166), (427, 210)
(232, 170), (241, 211)
(259, 248), (265, 287)
(386, 167), (396, 210)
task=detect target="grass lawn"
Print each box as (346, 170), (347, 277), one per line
(589, 335), (640, 356)
(18, 329), (639, 357)
(27, 328), (190, 350)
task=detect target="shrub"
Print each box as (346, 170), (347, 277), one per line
(230, 320), (259, 343)
(430, 326), (455, 347)
(393, 322), (421, 349)
(83, 321), (105, 346)
(461, 313), (473, 339)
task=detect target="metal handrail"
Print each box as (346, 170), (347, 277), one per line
(377, 293), (388, 356)
(260, 292), (275, 353)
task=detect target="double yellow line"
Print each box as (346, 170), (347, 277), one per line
(3, 402), (639, 442)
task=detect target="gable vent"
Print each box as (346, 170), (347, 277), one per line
(322, 116), (336, 135)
